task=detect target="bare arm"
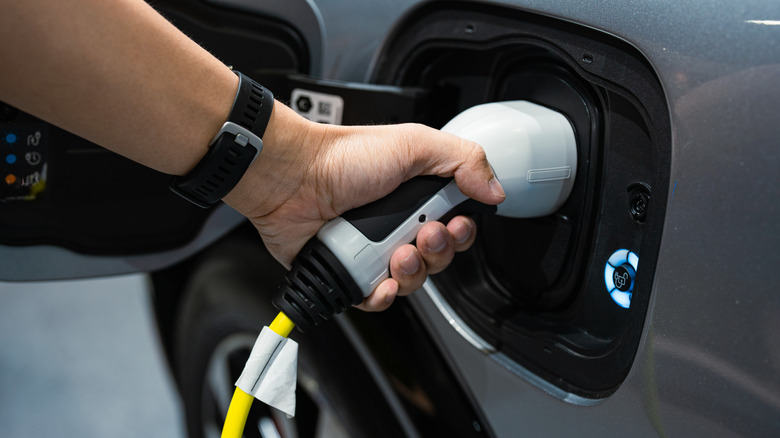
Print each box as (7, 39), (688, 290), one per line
(0, 0), (504, 311)
(0, 0), (236, 175)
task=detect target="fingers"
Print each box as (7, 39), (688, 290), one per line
(355, 216), (477, 312)
(391, 243), (429, 296)
(414, 221), (455, 278)
(354, 279), (398, 312)
(355, 243), (425, 312)
(447, 215), (477, 252)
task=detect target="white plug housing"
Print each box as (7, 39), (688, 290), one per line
(441, 101), (577, 218)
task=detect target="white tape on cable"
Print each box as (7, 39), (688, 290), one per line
(235, 326), (298, 417)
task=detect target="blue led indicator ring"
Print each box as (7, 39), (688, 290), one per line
(604, 249), (639, 309)
(4, 133), (17, 145)
(5, 154), (16, 164)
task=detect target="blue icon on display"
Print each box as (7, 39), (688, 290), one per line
(604, 249), (639, 309)
(4, 132), (17, 145)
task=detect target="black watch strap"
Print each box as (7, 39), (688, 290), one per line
(170, 71), (274, 208)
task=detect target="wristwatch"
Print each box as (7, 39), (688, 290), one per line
(170, 71), (274, 208)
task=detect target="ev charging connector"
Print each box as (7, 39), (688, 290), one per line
(272, 101), (577, 331)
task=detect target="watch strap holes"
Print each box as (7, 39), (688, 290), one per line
(168, 71), (273, 208)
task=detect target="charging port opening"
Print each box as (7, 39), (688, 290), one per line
(372, 4), (671, 398)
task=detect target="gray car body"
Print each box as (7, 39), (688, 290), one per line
(2, 0), (776, 436)
(218, 1), (779, 436)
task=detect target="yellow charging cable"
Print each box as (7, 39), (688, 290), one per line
(221, 311), (295, 438)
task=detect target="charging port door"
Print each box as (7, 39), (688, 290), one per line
(368, 3), (672, 400)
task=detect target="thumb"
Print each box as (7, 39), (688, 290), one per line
(409, 125), (505, 205)
(451, 137), (506, 205)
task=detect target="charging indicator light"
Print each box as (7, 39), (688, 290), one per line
(604, 249), (639, 309)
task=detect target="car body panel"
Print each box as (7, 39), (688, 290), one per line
(210, 0), (779, 435)
(1, 0), (776, 436)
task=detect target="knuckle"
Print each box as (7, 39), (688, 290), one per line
(467, 142), (488, 166)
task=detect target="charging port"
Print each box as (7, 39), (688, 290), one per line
(371, 4), (671, 398)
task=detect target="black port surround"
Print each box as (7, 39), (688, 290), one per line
(0, 0), (309, 255)
(372, 3), (671, 398)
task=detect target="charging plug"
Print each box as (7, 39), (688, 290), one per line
(273, 101), (577, 331)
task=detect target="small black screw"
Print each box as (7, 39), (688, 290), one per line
(627, 183), (651, 222)
(630, 192), (650, 222)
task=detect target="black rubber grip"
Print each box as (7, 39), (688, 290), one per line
(343, 175), (496, 241)
(342, 176), (451, 241)
(273, 239), (363, 332)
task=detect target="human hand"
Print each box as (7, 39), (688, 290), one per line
(223, 102), (505, 311)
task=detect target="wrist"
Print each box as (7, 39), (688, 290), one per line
(222, 102), (318, 218)
(170, 71), (274, 207)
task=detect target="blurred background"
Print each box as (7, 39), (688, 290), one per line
(0, 274), (185, 438)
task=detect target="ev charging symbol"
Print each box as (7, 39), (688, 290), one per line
(613, 266), (632, 291)
(604, 249), (639, 308)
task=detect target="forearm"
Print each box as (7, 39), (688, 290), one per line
(0, 0), (237, 175)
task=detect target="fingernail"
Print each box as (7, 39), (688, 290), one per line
(425, 229), (447, 253)
(400, 252), (420, 275)
(489, 178), (505, 198)
(384, 291), (396, 305)
(452, 221), (472, 244)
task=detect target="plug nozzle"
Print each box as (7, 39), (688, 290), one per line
(441, 101), (577, 218)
